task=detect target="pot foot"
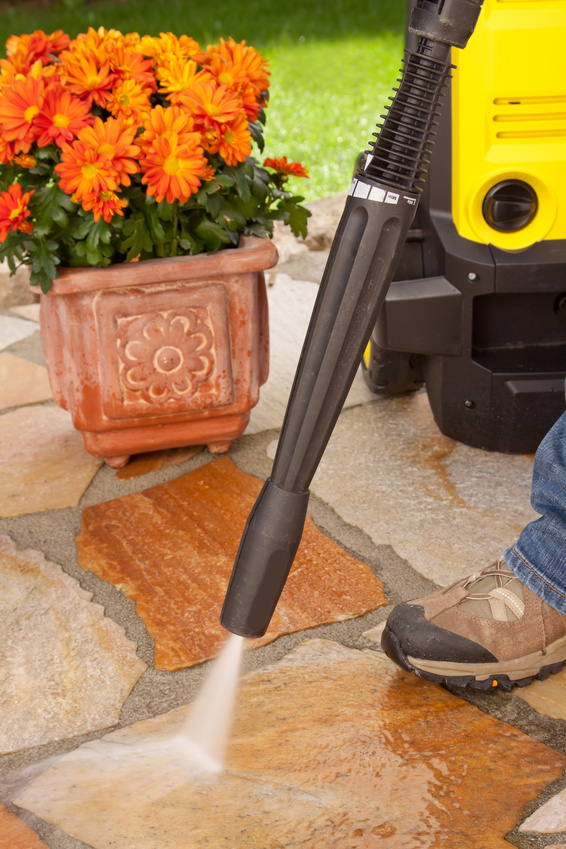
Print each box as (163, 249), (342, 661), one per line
(104, 455), (130, 469)
(208, 441), (232, 454)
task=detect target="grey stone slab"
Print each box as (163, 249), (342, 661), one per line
(246, 272), (374, 435)
(288, 392), (537, 588)
(0, 314), (37, 352)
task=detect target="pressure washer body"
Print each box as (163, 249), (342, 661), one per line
(220, 0), (484, 639)
(365, 0), (566, 453)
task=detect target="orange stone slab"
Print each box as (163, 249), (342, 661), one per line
(14, 640), (566, 849)
(0, 352), (52, 410)
(77, 457), (386, 669)
(0, 804), (49, 849)
(115, 445), (204, 480)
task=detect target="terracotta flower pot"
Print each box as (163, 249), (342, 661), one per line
(38, 236), (277, 467)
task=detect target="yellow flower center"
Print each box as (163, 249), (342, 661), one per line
(9, 203), (24, 220)
(119, 93), (132, 107)
(223, 130), (235, 144)
(53, 112), (70, 128)
(163, 155), (180, 175)
(82, 163), (98, 179)
(98, 142), (116, 159)
(24, 104), (40, 124)
(206, 103), (220, 117)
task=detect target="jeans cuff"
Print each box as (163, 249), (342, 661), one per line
(504, 545), (566, 616)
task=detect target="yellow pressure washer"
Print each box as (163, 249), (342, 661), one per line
(363, 0), (566, 453)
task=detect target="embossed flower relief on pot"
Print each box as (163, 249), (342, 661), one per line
(118, 309), (214, 404)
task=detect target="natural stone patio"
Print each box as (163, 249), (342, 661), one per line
(1, 196), (565, 848)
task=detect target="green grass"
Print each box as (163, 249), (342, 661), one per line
(0, 0), (406, 200)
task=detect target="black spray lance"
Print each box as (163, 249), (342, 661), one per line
(221, 0), (484, 639)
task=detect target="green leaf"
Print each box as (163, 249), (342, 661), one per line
(28, 238), (60, 292)
(120, 216), (153, 261)
(224, 165), (251, 203)
(249, 121), (265, 152)
(194, 218), (234, 252)
(145, 199), (166, 243)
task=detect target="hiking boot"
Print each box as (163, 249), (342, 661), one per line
(381, 558), (566, 692)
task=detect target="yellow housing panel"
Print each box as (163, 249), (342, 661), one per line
(452, 0), (566, 250)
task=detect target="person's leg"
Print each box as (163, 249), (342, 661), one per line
(504, 410), (566, 614)
(382, 411), (566, 691)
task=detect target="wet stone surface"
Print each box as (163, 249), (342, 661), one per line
(14, 640), (566, 849)
(77, 457), (387, 669)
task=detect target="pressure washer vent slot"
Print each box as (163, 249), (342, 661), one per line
(492, 96), (566, 139)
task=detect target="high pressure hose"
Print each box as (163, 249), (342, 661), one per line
(220, 0), (484, 639)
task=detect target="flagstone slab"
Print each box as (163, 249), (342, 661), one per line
(76, 457), (386, 670)
(246, 272), (374, 435)
(0, 352), (52, 410)
(306, 393), (538, 587)
(0, 405), (102, 517)
(0, 314), (37, 351)
(8, 303), (40, 323)
(514, 668), (566, 721)
(14, 639), (566, 849)
(115, 445), (204, 480)
(0, 535), (147, 754)
(520, 787), (566, 833)
(0, 803), (49, 848)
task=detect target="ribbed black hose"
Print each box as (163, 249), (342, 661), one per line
(362, 39), (452, 193)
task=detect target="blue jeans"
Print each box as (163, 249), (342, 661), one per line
(505, 408), (566, 616)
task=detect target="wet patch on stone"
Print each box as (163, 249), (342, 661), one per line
(514, 668), (566, 721)
(0, 802), (49, 848)
(14, 640), (566, 848)
(0, 405), (102, 518)
(308, 394), (537, 587)
(115, 445), (204, 480)
(0, 534), (147, 754)
(76, 457), (386, 670)
(0, 352), (52, 410)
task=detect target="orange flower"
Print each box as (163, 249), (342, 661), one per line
(106, 43), (156, 93)
(204, 38), (270, 103)
(105, 77), (152, 126)
(0, 183), (35, 242)
(0, 74), (44, 149)
(14, 153), (36, 168)
(216, 114), (251, 166)
(77, 116), (140, 187)
(140, 133), (207, 204)
(156, 57), (212, 106)
(6, 30), (69, 72)
(138, 104), (196, 150)
(55, 140), (119, 201)
(0, 138), (15, 165)
(206, 55), (261, 121)
(57, 50), (113, 107)
(139, 32), (203, 64)
(180, 81), (243, 131)
(263, 156), (309, 178)
(81, 189), (128, 223)
(34, 85), (92, 148)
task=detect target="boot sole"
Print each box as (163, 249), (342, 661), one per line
(381, 626), (566, 693)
